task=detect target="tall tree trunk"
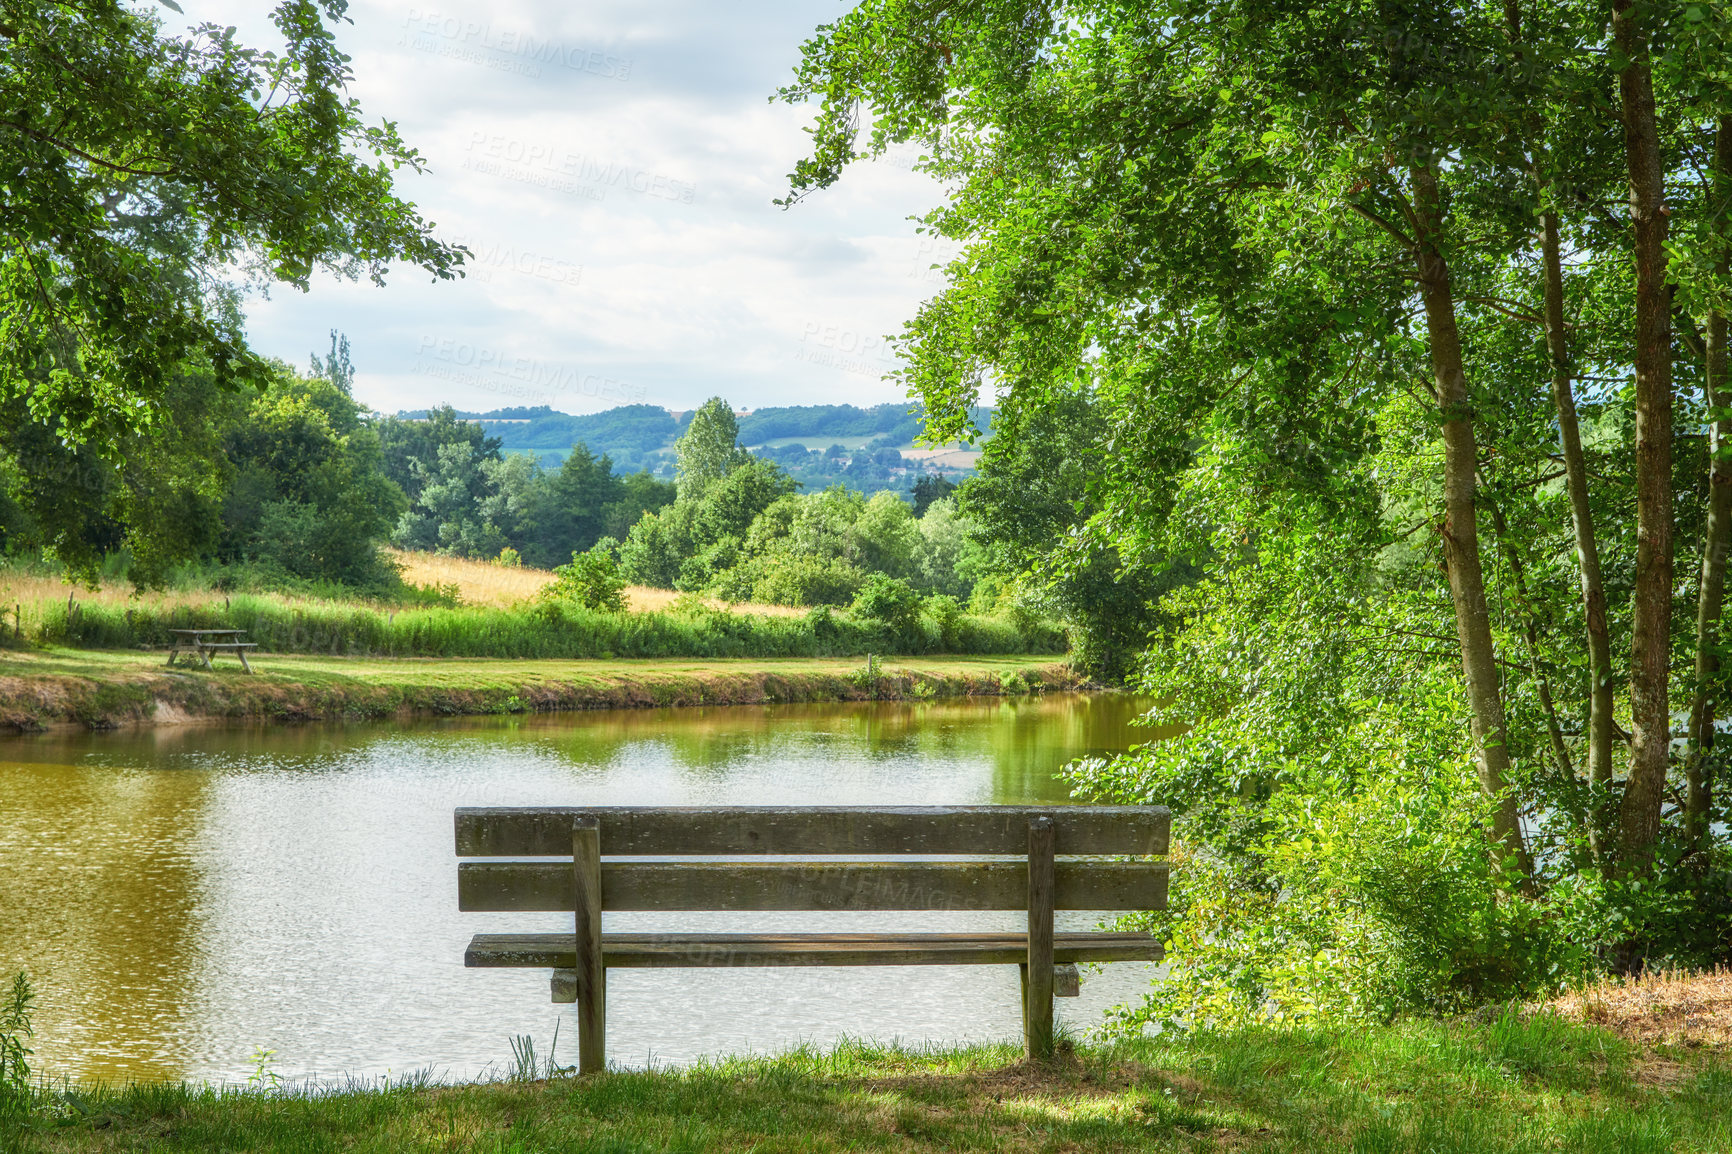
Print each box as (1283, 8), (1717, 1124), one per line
(1411, 164), (1532, 876)
(1488, 494), (1592, 833)
(1686, 116), (1732, 854)
(1612, 0), (1675, 870)
(1504, 0), (1611, 856)
(1542, 208), (1615, 857)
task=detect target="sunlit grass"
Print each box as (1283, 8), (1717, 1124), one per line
(5, 1016), (1727, 1152)
(386, 549), (555, 606)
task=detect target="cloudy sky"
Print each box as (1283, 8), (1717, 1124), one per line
(171, 0), (955, 416)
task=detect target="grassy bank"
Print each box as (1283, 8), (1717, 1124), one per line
(4, 1005), (1727, 1153)
(0, 557), (1060, 662)
(0, 649), (1075, 731)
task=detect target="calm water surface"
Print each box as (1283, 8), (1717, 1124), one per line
(0, 693), (1167, 1085)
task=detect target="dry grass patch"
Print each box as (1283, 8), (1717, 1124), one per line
(390, 549), (805, 615)
(1552, 967), (1732, 1048)
(387, 549), (555, 606)
(0, 571), (341, 639)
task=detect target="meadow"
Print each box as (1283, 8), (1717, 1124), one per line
(0, 553), (1055, 662)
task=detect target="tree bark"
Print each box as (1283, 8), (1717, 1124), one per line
(1411, 164), (1532, 876)
(1686, 116), (1732, 855)
(1504, 0), (1610, 856)
(1541, 209), (1616, 829)
(1612, 0), (1675, 870)
(1487, 494), (1591, 833)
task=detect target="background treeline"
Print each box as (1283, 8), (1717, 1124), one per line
(0, 342), (1088, 659)
(404, 401), (991, 493)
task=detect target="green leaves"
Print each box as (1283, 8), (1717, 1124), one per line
(0, 1), (463, 454)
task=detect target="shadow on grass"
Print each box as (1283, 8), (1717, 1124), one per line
(4, 1018), (1728, 1153)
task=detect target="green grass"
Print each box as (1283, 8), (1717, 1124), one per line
(4, 1015), (1726, 1152)
(0, 648), (1071, 729)
(36, 595), (1060, 661)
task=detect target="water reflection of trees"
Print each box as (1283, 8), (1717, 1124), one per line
(0, 762), (207, 1084)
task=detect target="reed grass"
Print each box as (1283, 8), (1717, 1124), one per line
(28, 591), (1055, 661)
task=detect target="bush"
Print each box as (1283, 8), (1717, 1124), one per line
(924, 594), (964, 650)
(748, 553), (866, 607)
(541, 542), (626, 612)
(850, 574), (922, 635)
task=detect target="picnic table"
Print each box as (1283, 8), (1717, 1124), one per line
(165, 628), (257, 672)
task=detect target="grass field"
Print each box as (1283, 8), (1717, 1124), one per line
(388, 551), (803, 616)
(0, 552), (811, 636)
(0, 648), (1072, 730)
(4, 986), (1728, 1152)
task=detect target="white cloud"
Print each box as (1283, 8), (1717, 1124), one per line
(168, 0), (947, 416)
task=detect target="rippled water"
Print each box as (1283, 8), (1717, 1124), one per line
(0, 693), (1169, 1085)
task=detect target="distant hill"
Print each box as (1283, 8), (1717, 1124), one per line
(393, 402), (993, 491)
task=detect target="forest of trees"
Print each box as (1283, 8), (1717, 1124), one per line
(783, 0), (1732, 1016)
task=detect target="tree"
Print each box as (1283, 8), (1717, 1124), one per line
(911, 473), (956, 517)
(218, 365), (404, 587)
(0, 1), (462, 457)
(674, 397), (748, 499)
(309, 329), (355, 395)
(541, 540), (627, 612)
(777, 0), (1732, 982)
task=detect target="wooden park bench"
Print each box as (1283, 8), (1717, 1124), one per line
(165, 628), (258, 672)
(455, 805), (1169, 1073)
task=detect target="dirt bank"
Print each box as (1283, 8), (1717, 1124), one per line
(0, 650), (1080, 732)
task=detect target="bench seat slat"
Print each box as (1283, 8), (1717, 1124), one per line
(459, 860), (1167, 913)
(455, 805), (1170, 857)
(465, 931), (1165, 969)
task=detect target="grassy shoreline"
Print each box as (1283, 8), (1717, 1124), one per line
(0, 649), (1078, 732)
(4, 1010), (1726, 1153)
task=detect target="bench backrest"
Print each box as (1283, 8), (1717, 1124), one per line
(455, 805), (1170, 914)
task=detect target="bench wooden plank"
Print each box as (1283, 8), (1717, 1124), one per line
(458, 860), (1168, 913)
(466, 931), (1166, 969)
(455, 806), (1170, 857)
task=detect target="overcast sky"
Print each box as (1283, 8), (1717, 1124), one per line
(172, 0), (955, 416)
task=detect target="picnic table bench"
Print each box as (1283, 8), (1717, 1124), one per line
(166, 628), (258, 672)
(455, 804), (1169, 1073)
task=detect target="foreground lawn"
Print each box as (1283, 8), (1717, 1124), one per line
(6, 1013), (1726, 1153)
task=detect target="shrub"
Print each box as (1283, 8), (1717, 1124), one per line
(541, 543), (627, 613)
(850, 574), (922, 635)
(0, 971), (33, 1122)
(925, 593), (964, 650)
(749, 552), (866, 607)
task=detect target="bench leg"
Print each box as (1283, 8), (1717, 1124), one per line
(1026, 816), (1056, 1060)
(574, 816), (605, 1074)
(238, 649), (252, 673)
(165, 647), (178, 667)
(199, 646), (213, 671)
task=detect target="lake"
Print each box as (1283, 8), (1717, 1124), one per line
(0, 693), (1168, 1085)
